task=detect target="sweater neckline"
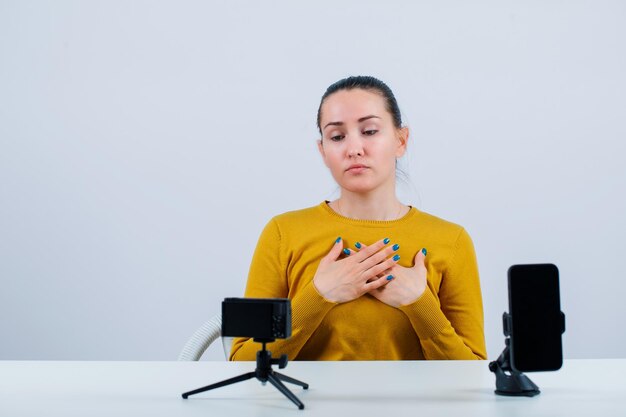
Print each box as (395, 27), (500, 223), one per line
(319, 200), (418, 226)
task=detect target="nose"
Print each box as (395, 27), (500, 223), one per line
(346, 136), (364, 158)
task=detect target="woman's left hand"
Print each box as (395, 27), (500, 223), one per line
(359, 244), (428, 308)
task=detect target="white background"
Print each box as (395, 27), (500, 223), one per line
(1, 0), (624, 361)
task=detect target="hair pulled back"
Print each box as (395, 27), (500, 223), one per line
(316, 76), (402, 134)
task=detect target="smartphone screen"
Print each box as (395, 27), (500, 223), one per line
(508, 264), (563, 372)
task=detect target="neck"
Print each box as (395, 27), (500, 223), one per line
(333, 188), (407, 221)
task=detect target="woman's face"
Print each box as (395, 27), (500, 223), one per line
(318, 88), (408, 195)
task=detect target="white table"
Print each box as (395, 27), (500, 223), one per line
(0, 359), (624, 416)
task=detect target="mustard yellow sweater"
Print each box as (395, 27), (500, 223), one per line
(230, 202), (486, 361)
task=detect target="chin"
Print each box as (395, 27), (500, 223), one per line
(339, 182), (378, 194)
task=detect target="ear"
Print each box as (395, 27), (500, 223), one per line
(317, 139), (329, 167)
(395, 127), (409, 158)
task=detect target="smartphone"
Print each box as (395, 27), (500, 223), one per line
(508, 264), (564, 372)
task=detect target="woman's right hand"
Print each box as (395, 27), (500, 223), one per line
(313, 237), (400, 303)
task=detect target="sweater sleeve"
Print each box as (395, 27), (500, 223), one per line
(229, 218), (336, 361)
(398, 228), (487, 360)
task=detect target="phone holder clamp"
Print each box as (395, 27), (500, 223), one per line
(489, 338), (540, 397)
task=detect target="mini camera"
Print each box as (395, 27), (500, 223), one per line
(222, 298), (291, 340)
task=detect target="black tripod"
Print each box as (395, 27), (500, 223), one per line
(489, 338), (540, 397)
(181, 339), (309, 409)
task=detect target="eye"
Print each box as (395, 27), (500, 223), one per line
(329, 135), (345, 142)
(363, 129), (378, 136)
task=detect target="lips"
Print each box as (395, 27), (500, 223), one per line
(346, 164), (369, 173)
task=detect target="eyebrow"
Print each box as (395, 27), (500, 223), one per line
(323, 115), (381, 130)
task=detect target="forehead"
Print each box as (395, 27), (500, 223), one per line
(320, 89), (389, 124)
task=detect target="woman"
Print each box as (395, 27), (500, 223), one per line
(230, 76), (486, 360)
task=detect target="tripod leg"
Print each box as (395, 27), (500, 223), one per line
(273, 371), (309, 389)
(182, 372), (256, 399)
(267, 373), (305, 410)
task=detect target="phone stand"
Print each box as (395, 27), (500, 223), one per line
(181, 339), (309, 409)
(489, 338), (540, 397)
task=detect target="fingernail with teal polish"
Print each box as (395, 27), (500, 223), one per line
(335, 237), (342, 243)
(343, 248), (351, 255)
(355, 242), (362, 249)
(386, 275), (394, 281)
(422, 248), (427, 256)
(392, 244), (400, 251)
(383, 238), (390, 244)
(393, 254), (400, 261)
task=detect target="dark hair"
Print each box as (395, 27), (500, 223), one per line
(316, 76), (403, 134)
